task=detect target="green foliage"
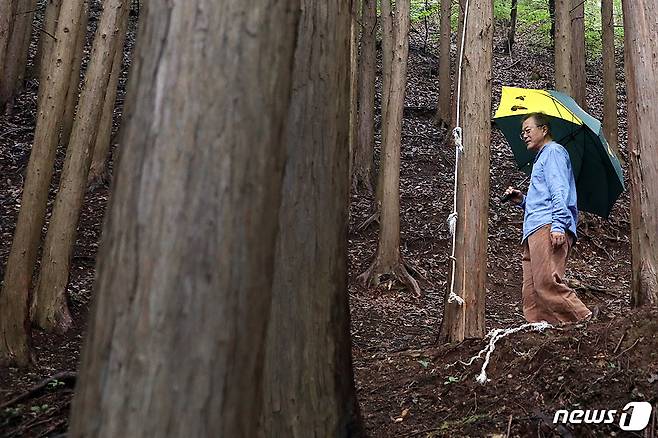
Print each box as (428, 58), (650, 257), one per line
(443, 375), (460, 385)
(410, 0), (440, 22)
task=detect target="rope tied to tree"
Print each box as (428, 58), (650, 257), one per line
(446, 0), (470, 306)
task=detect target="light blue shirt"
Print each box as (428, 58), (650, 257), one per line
(519, 141), (578, 243)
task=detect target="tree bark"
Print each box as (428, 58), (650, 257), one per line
(13, 0), (37, 94)
(32, 0), (127, 334)
(549, 0), (556, 41)
(68, 1), (300, 436)
(60, 1), (89, 147)
(570, 0), (586, 109)
(360, 0), (419, 295)
(601, 0), (618, 157)
(353, 0), (376, 193)
(0, 0), (85, 367)
(554, 0), (572, 94)
(35, 0), (62, 84)
(259, 1), (361, 436)
(349, 0), (359, 181)
(88, 6), (129, 187)
(440, 0), (492, 343)
(622, 0), (658, 307)
(506, 0), (518, 53)
(0, 2), (18, 98)
(0, 0), (33, 108)
(435, 0), (451, 126)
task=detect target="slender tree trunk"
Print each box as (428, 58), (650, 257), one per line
(0, 0), (85, 367)
(0, 2), (18, 97)
(506, 0), (518, 53)
(32, 0), (128, 334)
(622, 0), (658, 307)
(376, 0), (395, 207)
(353, 0), (376, 193)
(570, 0), (586, 108)
(13, 0), (37, 94)
(36, 0), (63, 88)
(349, 0), (360, 181)
(450, 0), (466, 128)
(601, 0), (619, 157)
(360, 0), (419, 295)
(0, 0), (33, 109)
(435, 0), (451, 126)
(439, 0), (492, 343)
(68, 1), (300, 436)
(88, 6), (129, 186)
(554, 0), (572, 94)
(259, 1), (361, 436)
(60, 1), (89, 147)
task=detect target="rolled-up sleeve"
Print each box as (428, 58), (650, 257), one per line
(543, 147), (572, 234)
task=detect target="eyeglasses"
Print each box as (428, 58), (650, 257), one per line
(519, 124), (545, 140)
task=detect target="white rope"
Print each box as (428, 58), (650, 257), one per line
(446, 0), (470, 306)
(455, 322), (553, 384)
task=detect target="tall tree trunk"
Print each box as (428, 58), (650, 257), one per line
(35, 0), (62, 84)
(506, 0), (518, 53)
(570, 0), (586, 109)
(0, 0), (34, 109)
(68, 1), (300, 436)
(349, 0), (360, 181)
(601, 0), (619, 157)
(0, 0), (85, 367)
(622, 0), (658, 307)
(440, 0), (492, 343)
(13, 0), (37, 94)
(435, 0), (451, 126)
(60, 1), (89, 147)
(0, 2), (19, 98)
(359, 0), (419, 295)
(554, 0), (572, 94)
(88, 6), (129, 187)
(353, 0), (376, 193)
(259, 1), (361, 436)
(32, 0), (128, 334)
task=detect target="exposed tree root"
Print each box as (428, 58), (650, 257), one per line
(358, 257), (421, 296)
(357, 208), (380, 232)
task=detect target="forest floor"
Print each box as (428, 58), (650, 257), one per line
(1, 11), (657, 438)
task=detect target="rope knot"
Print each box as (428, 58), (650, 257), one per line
(447, 212), (458, 236)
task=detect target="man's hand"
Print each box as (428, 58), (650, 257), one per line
(551, 231), (566, 248)
(503, 186), (524, 205)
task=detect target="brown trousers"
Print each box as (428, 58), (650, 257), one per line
(522, 224), (591, 324)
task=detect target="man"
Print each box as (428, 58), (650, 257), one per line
(504, 113), (593, 324)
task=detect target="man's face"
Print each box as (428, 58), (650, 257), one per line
(521, 117), (546, 152)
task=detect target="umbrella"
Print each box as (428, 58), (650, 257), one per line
(494, 86), (624, 218)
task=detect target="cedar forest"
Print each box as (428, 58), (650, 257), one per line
(0, 0), (657, 436)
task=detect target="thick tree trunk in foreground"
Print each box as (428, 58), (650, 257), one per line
(440, 0), (492, 343)
(60, 1), (89, 147)
(622, 0), (658, 307)
(259, 1), (361, 436)
(570, 0), (586, 109)
(554, 0), (572, 94)
(601, 0), (619, 157)
(435, 0), (451, 126)
(68, 1), (300, 436)
(0, 0), (85, 367)
(359, 0), (419, 295)
(353, 0), (376, 193)
(32, 0), (127, 334)
(88, 7), (129, 186)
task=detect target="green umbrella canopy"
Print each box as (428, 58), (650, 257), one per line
(494, 86), (624, 218)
